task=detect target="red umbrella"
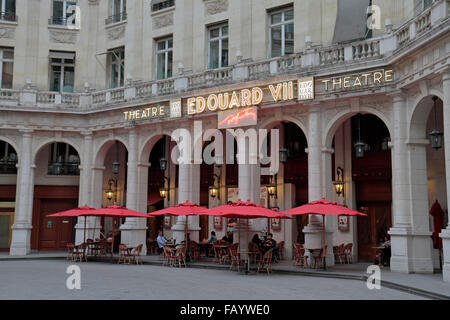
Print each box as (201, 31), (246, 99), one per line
(208, 201), (290, 272)
(149, 201), (209, 245)
(282, 199), (366, 269)
(92, 206), (149, 260)
(48, 206), (97, 244)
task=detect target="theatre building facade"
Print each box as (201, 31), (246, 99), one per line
(0, 0), (450, 281)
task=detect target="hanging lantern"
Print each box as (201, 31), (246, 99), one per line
(430, 97), (443, 150)
(159, 187), (168, 199)
(159, 157), (168, 171)
(354, 114), (365, 158)
(279, 148), (288, 164)
(209, 185), (219, 199)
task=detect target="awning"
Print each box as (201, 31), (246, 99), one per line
(147, 194), (163, 206)
(49, 51), (75, 60)
(332, 0), (371, 44)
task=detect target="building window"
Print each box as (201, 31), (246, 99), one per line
(50, 0), (77, 26)
(415, 0), (433, 15)
(49, 52), (75, 93)
(108, 47), (125, 88)
(151, 0), (174, 12)
(48, 143), (80, 176)
(208, 24), (228, 69)
(269, 7), (294, 58)
(156, 38), (173, 80)
(106, 0), (127, 25)
(0, 141), (17, 175)
(0, 48), (13, 89)
(0, 0), (16, 22)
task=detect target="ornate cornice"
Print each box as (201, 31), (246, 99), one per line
(204, 0), (229, 15)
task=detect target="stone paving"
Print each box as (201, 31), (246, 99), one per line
(0, 259), (432, 300)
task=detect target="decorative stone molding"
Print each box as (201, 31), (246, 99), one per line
(204, 0), (228, 15)
(49, 30), (78, 44)
(107, 25), (125, 41)
(152, 12), (174, 29)
(88, 0), (100, 5)
(0, 26), (15, 39)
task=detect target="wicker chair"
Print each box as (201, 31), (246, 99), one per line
(188, 241), (201, 261)
(66, 243), (76, 261)
(276, 241), (285, 260)
(163, 246), (176, 267)
(257, 249), (273, 274)
(75, 243), (87, 262)
(229, 247), (244, 271)
(343, 243), (353, 264)
(333, 244), (345, 264)
(248, 242), (262, 264)
(129, 244), (143, 264)
(118, 244), (132, 264)
(175, 245), (187, 268)
(293, 243), (308, 267)
(312, 246), (327, 269)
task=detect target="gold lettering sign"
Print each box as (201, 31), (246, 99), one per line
(322, 70), (394, 92)
(123, 105), (166, 121)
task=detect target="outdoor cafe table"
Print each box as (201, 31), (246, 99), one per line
(213, 244), (230, 264)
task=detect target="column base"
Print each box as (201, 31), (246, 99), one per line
(389, 227), (434, 274)
(439, 227), (450, 282)
(120, 218), (148, 255)
(303, 225), (335, 267)
(10, 223), (32, 256)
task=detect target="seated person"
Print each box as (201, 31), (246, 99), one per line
(251, 234), (263, 252)
(209, 231), (217, 244)
(380, 236), (391, 267)
(221, 231), (233, 244)
(156, 230), (167, 254)
(262, 233), (280, 262)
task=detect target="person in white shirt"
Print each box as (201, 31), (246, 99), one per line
(156, 231), (167, 254)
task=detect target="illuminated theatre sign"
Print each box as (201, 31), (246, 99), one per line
(321, 69), (395, 92)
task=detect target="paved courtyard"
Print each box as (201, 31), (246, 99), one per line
(0, 260), (427, 300)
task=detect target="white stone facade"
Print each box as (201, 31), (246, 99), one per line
(0, 0), (449, 282)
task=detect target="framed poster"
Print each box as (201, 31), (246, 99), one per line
(163, 216), (171, 229)
(271, 218), (281, 231)
(214, 216), (223, 230)
(338, 215), (349, 232)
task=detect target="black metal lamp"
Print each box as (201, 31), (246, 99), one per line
(112, 141), (120, 175)
(430, 96), (443, 150)
(333, 167), (345, 197)
(105, 179), (117, 203)
(279, 148), (288, 164)
(354, 114), (366, 158)
(209, 173), (221, 200)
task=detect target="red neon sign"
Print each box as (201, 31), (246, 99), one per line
(218, 108), (257, 128)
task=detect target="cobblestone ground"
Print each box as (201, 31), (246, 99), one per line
(0, 260), (426, 300)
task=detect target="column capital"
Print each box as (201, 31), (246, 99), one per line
(80, 130), (93, 137)
(19, 128), (34, 135)
(388, 90), (407, 102)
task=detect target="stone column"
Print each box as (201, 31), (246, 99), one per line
(172, 163), (201, 244)
(120, 128), (147, 253)
(75, 131), (100, 244)
(10, 129), (34, 255)
(389, 93), (433, 273)
(439, 71), (450, 282)
(303, 107), (333, 265)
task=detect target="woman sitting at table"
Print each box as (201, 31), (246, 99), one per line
(252, 234), (263, 252)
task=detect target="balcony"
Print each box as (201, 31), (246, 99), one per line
(105, 12), (127, 25)
(1, 0), (448, 113)
(0, 11), (16, 22)
(48, 161), (80, 176)
(49, 16), (76, 27)
(0, 158), (17, 175)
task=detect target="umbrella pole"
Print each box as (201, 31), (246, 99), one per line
(111, 220), (115, 263)
(246, 217), (249, 274)
(322, 215), (327, 270)
(83, 217), (86, 244)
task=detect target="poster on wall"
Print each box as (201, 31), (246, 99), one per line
(271, 218), (281, 231)
(338, 215), (349, 232)
(214, 216), (223, 230)
(227, 187), (269, 207)
(164, 216), (171, 229)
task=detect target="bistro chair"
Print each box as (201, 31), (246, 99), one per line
(163, 245), (176, 267)
(333, 244), (345, 264)
(146, 238), (158, 255)
(175, 245), (187, 268)
(248, 242), (262, 264)
(229, 247), (244, 272)
(256, 249), (273, 275)
(188, 241), (201, 261)
(118, 244), (132, 264)
(312, 246), (327, 269)
(293, 244), (308, 267)
(276, 241), (285, 260)
(129, 244), (143, 265)
(74, 243), (88, 262)
(343, 243), (353, 264)
(66, 243), (76, 261)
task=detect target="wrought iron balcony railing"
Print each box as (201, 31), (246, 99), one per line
(0, 11), (16, 22)
(48, 161), (80, 176)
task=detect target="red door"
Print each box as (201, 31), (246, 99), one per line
(39, 199), (77, 250)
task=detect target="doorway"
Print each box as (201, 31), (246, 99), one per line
(39, 198), (77, 250)
(0, 211), (14, 250)
(357, 203), (392, 262)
